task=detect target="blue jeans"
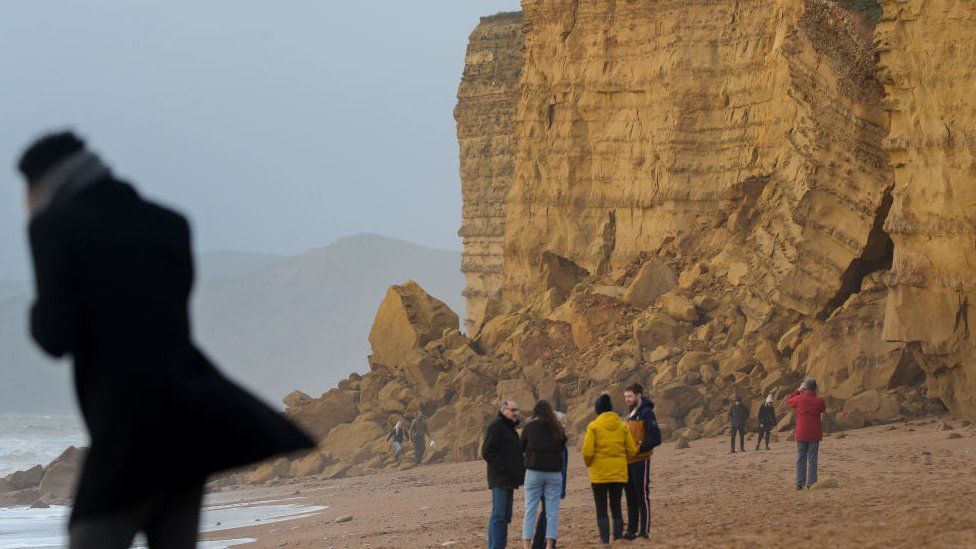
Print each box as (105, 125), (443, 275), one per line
(796, 441), (820, 487)
(522, 470), (562, 541)
(489, 487), (514, 549)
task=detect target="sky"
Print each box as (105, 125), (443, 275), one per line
(0, 0), (521, 280)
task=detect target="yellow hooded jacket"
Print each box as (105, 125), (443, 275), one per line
(582, 412), (637, 484)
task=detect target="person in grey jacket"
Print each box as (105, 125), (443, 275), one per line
(728, 397), (748, 453)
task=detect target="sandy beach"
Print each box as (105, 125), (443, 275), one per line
(202, 417), (976, 548)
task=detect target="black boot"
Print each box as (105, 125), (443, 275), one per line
(613, 519), (625, 541)
(597, 518), (610, 544)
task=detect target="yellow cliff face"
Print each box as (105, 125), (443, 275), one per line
(455, 12), (524, 333)
(505, 0), (891, 318)
(876, 0), (976, 417)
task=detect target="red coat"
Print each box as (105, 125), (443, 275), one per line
(787, 390), (826, 442)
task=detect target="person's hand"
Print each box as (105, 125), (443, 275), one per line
(798, 383), (807, 392)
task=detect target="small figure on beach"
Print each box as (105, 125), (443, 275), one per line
(788, 378), (826, 490)
(622, 383), (661, 540)
(18, 131), (314, 548)
(756, 394), (776, 451)
(387, 420), (407, 462)
(582, 394), (636, 544)
(728, 396), (748, 453)
(409, 413), (429, 466)
(483, 400), (525, 549)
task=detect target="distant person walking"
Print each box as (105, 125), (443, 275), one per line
(410, 413), (429, 466)
(532, 411), (568, 549)
(582, 394), (637, 544)
(483, 400), (525, 549)
(520, 400), (567, 549)
(756, 395), (776, 450)
(728, 396), (748, 453)
(387, 420), (407, 462)
(18, 132), (314, 549)
(622, 384), (661, 540)
(788, 378), (827, 490)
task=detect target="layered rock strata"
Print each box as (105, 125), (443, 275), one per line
(456, 12), (524, 333)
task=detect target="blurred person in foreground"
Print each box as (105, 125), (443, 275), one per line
(18, 131), (315, 548)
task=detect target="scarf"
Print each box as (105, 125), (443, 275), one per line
(31, 150), (109, 217)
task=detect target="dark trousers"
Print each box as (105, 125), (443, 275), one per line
(591, 482), (624, 542)
(730, 427), (745, 451)
(69, 480), (205, 549)
(488, 487), (514, 549)
(624, 460), (650, 536)
(413, 436), (425, 465)
(757, 426), (772, 448)
(532, 499), (552, 549)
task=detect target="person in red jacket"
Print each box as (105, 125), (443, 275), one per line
(787, 378), (827, 490)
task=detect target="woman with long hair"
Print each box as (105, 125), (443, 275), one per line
(520, 400), (567, 549)
(582, 393), (637, 544)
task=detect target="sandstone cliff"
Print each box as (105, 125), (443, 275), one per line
(456, 12), (524, 333)
(235, 0), (974, 486)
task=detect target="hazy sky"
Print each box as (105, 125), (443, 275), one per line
(0, 0), (520, 280)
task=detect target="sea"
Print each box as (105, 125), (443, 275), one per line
(0, 414), (327, 548)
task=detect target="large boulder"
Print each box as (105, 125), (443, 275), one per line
(249, 457), (291, 484)
(290, 388), (360, 439)
(624, 261), (677, 309)
(321, 418), (386, 465)
(5, 465), (43, 491)
(632, 310), (680, 350)
(496, 379), (536, 411)
(289, 451), (332, 478)
(660, 292), (698, 323)
(550, 292), (628, 349)
(539, 251), (590, 305)
(282, 390), (314, 412)
(368, 280), (459, 367)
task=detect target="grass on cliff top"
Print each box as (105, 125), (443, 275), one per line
(836, 0), (882, 23)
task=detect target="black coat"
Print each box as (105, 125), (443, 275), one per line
(28, 179), (314, 525)
(728, 403), (748, 429)
(481, 413), (525, 489)
(758, 403), (776, 428)
(520, 418), (566, 472)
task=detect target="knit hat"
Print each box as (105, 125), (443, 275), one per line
(18, 131), (86, 186)
(766, 395), (773, 404)
(594, 393), (613, 415)
(804, 378), (818, 392)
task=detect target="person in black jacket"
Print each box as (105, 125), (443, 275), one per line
(18, 132), (315, 548)
(756, 395), (776, 450)
(532, 411), (568, 549)
(482, 400), (525, 549)
(728, 396), (748, 453)
(519, 400), (567, 549)
(622, 384), (662, 540)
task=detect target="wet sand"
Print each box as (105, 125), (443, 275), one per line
(204, 418), (976, 548)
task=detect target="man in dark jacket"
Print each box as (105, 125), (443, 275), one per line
(410, 413), (429, 466)
(482, 400), (524, 549)
(622, 384), (662, 540)
(756, 395), (776, 450)
(728, 396), (748, 453)
(18, 132), (315, 548)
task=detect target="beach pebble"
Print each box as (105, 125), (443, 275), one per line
(335, 515), (354, 523)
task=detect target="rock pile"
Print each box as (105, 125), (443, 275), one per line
(0, 446), (86, 508)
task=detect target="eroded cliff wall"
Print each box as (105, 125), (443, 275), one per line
(456, 12), (524, 333)
(504, 0), (891, 320)
(876, 0), (976, 417)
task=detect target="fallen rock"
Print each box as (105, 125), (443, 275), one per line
(289, 451), (331, 478)
(282, 390), (314, 412)
(29, 498), (50, 509)
(947, 432), (963, 440)
(623, 261), (677, 309)
(660, 293), (698, 323)
(633, 310), (680, 350)
(675, 437), (690, 449)
(938, 421), (954, 431)
(290, 388), (360, 439)
(6, 465), (43, 491)
(335, 515), (353, 523)
(249, 457), (291, 484)
(39, 461), (81, 501)
(368, 280), (460, 366)
(497, 379), (536, 411)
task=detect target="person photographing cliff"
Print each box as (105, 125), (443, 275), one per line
(788, 378), (826, 489)
(18, 131), (314, 548)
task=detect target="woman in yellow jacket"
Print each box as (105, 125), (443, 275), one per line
(582, 393), (637, 544)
